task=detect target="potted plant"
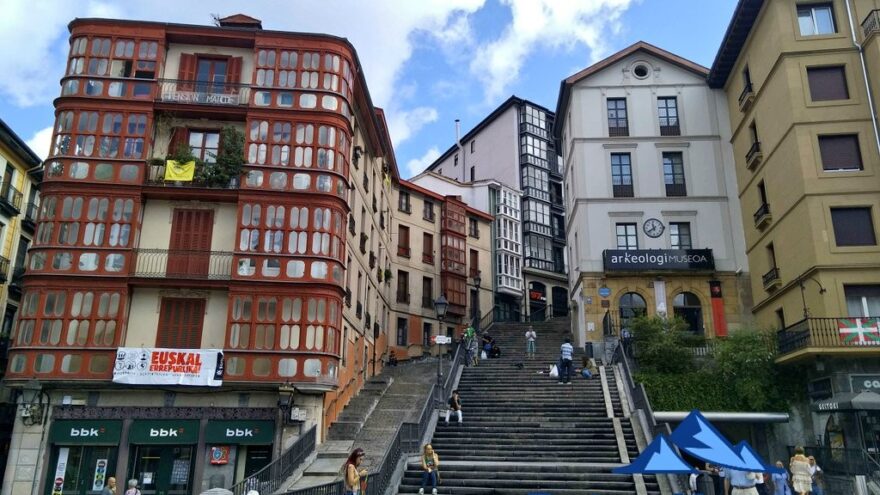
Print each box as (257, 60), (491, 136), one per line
(197, 125), (245, 188)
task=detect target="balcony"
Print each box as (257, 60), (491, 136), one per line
(762, 266), (781, 291)
(754, 203), (772, 229)
(156, 79), (250, 107)
(359, 233), (368, 254)
(608, 125), (629, 137)
(398, 246), (411, 258)
(348, 217), (356, 236)
(365, 312), (372, 330)
(0, 256), (9, 283)
(377, 266), (383, 282)
(8, 266), (25, 299)
(520, 153), (549, 170)
(356, 301), (363, 318)
(777, 316), (880, 364)
(422, 253), (434, 265)
(373, 322), (380, 338)
(422, 296), (433, 309)
(738, 82), (755, 111)
(397, 292), (410, 304)
(369, 252), (376, 269)
(379, 212), (385, 230)
(745, 141), (763, 170)
(660, 124), (681, 136)
(0, 182), (23, 215)
(22, 202), (38, 232)
(863, 9), (880, 38)
(132, 249), (233, 281)
(363, 173), (369, 193)
(552, 226), (566, 240)
(612, 184), (634, 198)
(665, 183), (687, 197)
(372, 196), (377, 213)
(145, 163), (241, 193)
(344, 289), (351, 307)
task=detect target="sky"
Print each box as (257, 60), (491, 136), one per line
(0, 0), (738, 178)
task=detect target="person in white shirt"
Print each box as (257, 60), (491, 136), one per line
(559, 337), (574, 384)
(525, 327), (537, 359)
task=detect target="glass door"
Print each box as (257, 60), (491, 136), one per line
(130, 446), (194, 495)
(46, 446), (116, 495)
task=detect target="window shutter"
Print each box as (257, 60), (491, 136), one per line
(831, 207), (877, 246)
(808, 66), (849, 101)
(168, 127), (188, 156)
(157, 298), (206, 348)
(177, 54), (197, 91)
(819, 135), (862, 170)
(226, 57), (243, 85)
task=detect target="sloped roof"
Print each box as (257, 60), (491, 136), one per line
(708, 0), (765, 88)
(0, 118), (41, 168)
(554, 41), (709, 139)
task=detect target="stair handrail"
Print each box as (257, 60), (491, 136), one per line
(233, 425), (317, 495)
(442, 339), (464, 400)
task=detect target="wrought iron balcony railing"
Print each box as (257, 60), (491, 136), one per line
(132, 249), (233, 280)
(762, 266), (781, 289)
(613, 184), (634, 198)
(0, 181), (23, 214)
(665, 183), (688, 197)
(777, 316), (880, 357)
(0, 256), (9, 283)
(156, 79), (250, 107)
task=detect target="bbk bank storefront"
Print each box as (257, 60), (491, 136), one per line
(46, 417), (275, 495)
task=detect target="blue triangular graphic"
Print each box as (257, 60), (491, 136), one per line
(613, 434), (697, 474)
(735, 442), (784, 474)
(669, 410), (765, 471)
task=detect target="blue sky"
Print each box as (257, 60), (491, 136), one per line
(0, 0), (737, 177)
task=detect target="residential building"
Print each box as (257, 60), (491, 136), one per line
(556, 42), (751, 353)
(391, 179), (493, 355)
(709, 0), (880, 457)
(424, 96), (568, 322)
(0, 14), (492, 495)
(0, 119), (42, 491)
(408, 172), (521, 324)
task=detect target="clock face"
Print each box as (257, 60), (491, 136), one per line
(643, 218), (665, 238)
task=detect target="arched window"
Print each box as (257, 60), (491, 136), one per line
(673, 292), (703, 334)
(619, 292), (646, 325)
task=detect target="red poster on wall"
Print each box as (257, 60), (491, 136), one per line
(210, 446), (230, 465)
(709, 281), (727, 338)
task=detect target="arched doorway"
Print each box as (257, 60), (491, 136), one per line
(551, 286), (569, 317)
(528, 281), (547, 322)
(673, 292), (703, 334)
(618, 292), (646, 332)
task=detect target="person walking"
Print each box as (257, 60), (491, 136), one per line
(123, 480), (141, 495)
(445, 389), (462, 424)
(724, 468), (760, 495)
(101, 478), (117, 495)
(559, 337), (574, 384)
(342, 448), (368, 495)
(789, 447), (812, 495)
(621, 326), (633, 356)
(419, 444), (440, 495)
(807, 456), (823, 495)
(771, 461), (792, 495)
(525, 326), (537, 359)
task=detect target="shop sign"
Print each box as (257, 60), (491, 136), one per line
(112, 348), (224, 387)
(91, 459), (108, 491)
(210, 446), (230, 465)
(603, 249), (715, 272)
(205, 420), (275, 445)
(50, 420), (122, 445)
(51, 447), (69, 495)
(529, 291), (546, 301)
(851, 374), (880, 392)
(129, 420), (200, 444)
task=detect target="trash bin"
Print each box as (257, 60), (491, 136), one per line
(585, 341), (594, 358)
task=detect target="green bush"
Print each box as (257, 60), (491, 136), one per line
(635, 371), (739, 411)
(631, 316), (695, 374)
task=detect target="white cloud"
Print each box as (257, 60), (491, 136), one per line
(26, 126), (54, 160)
(405, 146), (441, 178)
(387, 106), (438, 147)
(470, 0), (633, 102)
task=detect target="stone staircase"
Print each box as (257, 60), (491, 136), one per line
(327, 376), (394, 440)
(395, 320), (661, 494)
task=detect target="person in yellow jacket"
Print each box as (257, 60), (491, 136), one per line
(419, 444), (440, 495)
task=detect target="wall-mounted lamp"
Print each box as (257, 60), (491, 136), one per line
(353, 146), (364, 167)
(19, 380), (48, 426)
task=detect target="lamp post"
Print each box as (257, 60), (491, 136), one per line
(799, 276), (827, 319)
(473, 270), (482, 333)
(433, 294), (449, 406)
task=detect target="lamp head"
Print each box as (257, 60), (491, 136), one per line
(434, 294), (449, 318)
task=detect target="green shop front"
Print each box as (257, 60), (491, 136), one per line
(45, 413), (277, 495)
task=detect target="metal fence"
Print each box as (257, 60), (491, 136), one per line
(132, 248), (234, 280)
(232, 425), (317, 495)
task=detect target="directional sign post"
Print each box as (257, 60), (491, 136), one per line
(433, 335), (452, 345)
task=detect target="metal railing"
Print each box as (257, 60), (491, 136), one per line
(0, 181), (23, 212)
(613, 184), (634, 198)
(132, 249), (233, 280)
(156, 78), (250, 106)
(23, 202), (39, 226)
(0, 256), (9, 283)
(777, 316), (880, 355)
(762, 266), (781, 288)
(754, 202), (771, 225)
(233, 425), (317, 495)
(145, 163), (241, 189)
(609, 125), (630, 137)
(746, 140), (762, 164)
(863, 9), (880, 38)
(665, 182), (687, 197)
(739, 82), (754, 107)
(660, 124), (680, 136)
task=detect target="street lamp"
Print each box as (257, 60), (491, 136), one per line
(799, 276), (827, 319)
(433, 294), (449, 405)
(473, 270), (482, 332)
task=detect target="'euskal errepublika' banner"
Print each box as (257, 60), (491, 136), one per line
(113, 348), (224, 386)
(603, 249), (715, 272)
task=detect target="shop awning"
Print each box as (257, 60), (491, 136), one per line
(812, 391), (880, 412)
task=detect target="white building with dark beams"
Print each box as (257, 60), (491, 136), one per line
(423, 96), (567, 322)
(555, 42), (751, 352)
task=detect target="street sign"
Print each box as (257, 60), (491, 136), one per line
(434, 335), (451, 344)
(598, 287), (611, 298)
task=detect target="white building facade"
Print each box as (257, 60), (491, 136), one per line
(556, 42), (751, 351)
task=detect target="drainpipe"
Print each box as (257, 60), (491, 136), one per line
(845, 0), (880, 155)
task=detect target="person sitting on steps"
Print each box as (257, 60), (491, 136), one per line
(445, 389), (462, 424)
(419, 444), (440, 495)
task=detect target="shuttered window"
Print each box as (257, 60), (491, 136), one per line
(819, 135), (862, 171)
(156, 298), (206, 348)
(807, 66), (848, 101)
(831, 207), (876, 246)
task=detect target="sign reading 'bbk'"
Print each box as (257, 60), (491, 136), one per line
(603, 249), (715, 272)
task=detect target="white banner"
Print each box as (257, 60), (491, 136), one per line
(51, 447), (69, 495)
(113, 348), (224, 386)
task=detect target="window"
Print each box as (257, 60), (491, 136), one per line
(398, 191), (411, 213)
(422, 233), (434, 264)
(396, 317), (407, 346)
(398, 225), (410, 257)
(423, 322), (433, 346)
(470, 166), (475, 182)
(798, 3), (836, 36)
(397, 271), (409, 304)
(523, 200), (550, 225)
(808, 66), (848, 101)
(616, 223), (638, 250)
(670, 222), (692, 249)
(470, 140), (475, 153)
(663, 152), (687, 196)
(469, 218), (479, 238)
(619, 292), (646, 325)
(831, 207), (876, 246)
(469, 249), (479, 278)
(522, 166), (549, 201)
(775, 308), (786, 329)
(607, 98), (628, 136)
(819, 135), (862, 171)
(156, 298), (205, 348)
(658, 97), (679, 135)
(423, 201), (435, 222)
(673, 292), (703, 334)
(845, 285), (880, 317)
(611, 153), (633, 197)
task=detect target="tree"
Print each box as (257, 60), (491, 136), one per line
(631, 316), (696, 374)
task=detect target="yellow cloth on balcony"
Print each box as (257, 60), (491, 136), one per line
(164, 160), (196, 181)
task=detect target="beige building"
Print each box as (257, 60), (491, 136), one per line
(709, 0), (880, 455)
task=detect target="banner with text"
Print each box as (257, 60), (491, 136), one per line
(113, 348), (224, 386)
